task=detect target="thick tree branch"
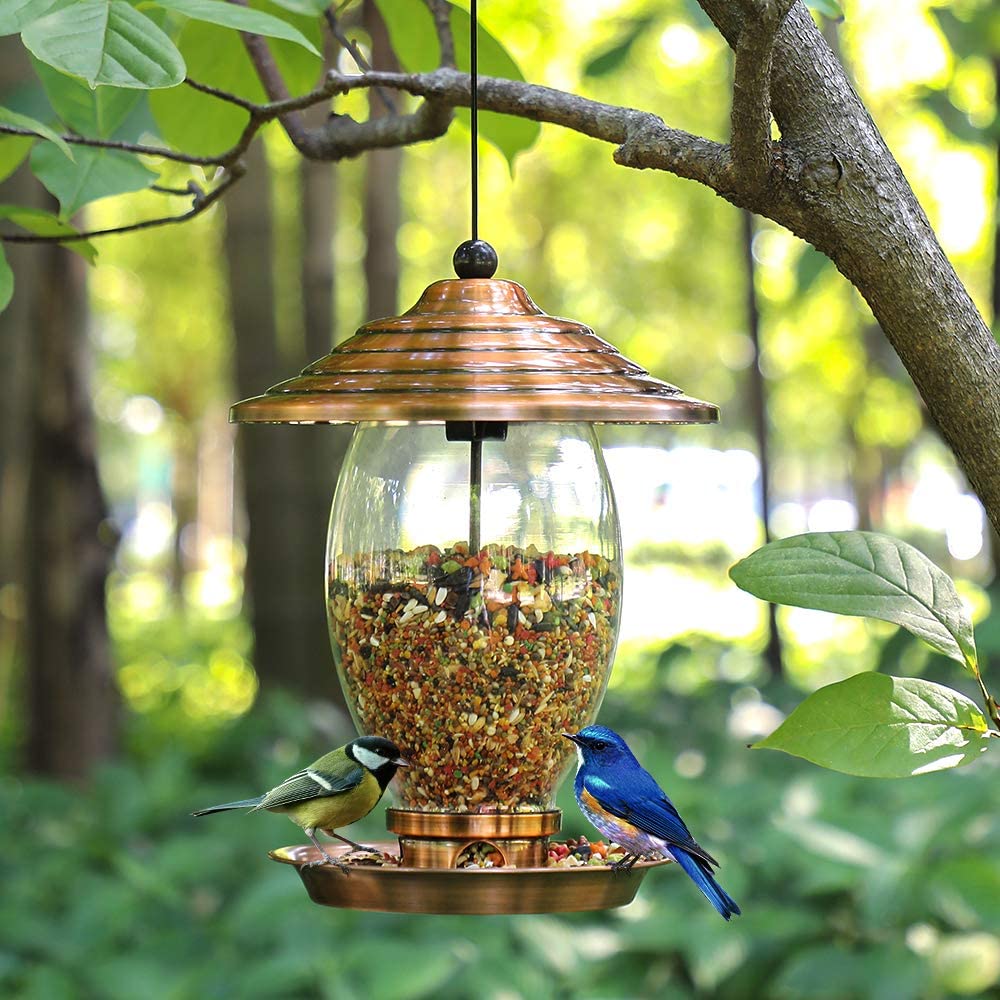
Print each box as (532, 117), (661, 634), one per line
(317, 68), (731, 187)
(730, 0), (795, 193)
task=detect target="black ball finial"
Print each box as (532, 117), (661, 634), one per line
(453, 239), (498, 279)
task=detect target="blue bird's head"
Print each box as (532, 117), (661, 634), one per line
(563, 725), (637, 769)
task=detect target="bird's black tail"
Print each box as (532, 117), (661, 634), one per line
(191, 796), (264, 817)
(668, 846), (741, 920)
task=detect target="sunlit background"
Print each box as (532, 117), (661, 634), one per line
(77, 0), (996, 726)
(3, 0), (1000, 996)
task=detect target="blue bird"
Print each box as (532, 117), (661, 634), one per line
(564, 725), (740, 920)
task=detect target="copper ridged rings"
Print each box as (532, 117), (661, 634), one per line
(231, 279), (719, 425)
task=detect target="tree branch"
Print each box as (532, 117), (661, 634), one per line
(314, 68), (731, 188)
(0, 123), (222, 167)
(0, 164), (245, 244)
(730, 0), (795, 193)
(324, 7), (397, 114)
(425, 0), (455, 68)
(230, 0), (315, 153)
(184, 76), (259, 112)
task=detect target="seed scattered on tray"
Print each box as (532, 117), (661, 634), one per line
(328, 542), (620, 812)
(547, 837), (627, 867)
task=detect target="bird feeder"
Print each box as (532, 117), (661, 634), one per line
(231, 248), (717, 914)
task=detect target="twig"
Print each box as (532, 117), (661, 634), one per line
(151, 182), (201, 196)
(0, 164), (245, 244)
(324, 7), (397, 114)
(730, 0), (796, 194)
(425, 0), (455, 68)
(230, 0), (314, 153)
(0, 124), (222, 167)
(972, 665), (1000, 731)
(184, 77), (259, 112)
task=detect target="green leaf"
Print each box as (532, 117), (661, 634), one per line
(0, 106), (73, 160)
(451, 5), (540, 169)
(33, 58), (143, 138)
(149, 21), (263, 156)
(267, 0), (328, 12)
(258, 0), (323, 95)
(0, 244), (12, 311)
(795, 243), (832, 295)
(729, 530), (978, 672)
(584, 17), (654, 78)
(29, 142), (157, 217)
(0, 0), (64, 34)
(22, 0), (185, 89)
(0, 204), (97, 263)
(806, 0), (844, 22)
(754, 673), (990, 777)
(0, 135), (33, 183)
(374, 0), (437, 72)
(153, 0), (319, 55)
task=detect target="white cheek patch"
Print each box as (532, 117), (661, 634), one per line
(353, 745), (390, 771)
(573, 743), (585, 771)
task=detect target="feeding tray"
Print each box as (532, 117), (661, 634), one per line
(270, 842), (672, 915)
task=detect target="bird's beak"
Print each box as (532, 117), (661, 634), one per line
(393, 756), (410, 767)
(562, 732), (581, 745)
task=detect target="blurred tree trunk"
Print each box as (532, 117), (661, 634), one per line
(0, 40), (36, 736)
(0, 38), (118, 777)
(363, 0), (401, 322)
(226, 143), (348, 705)
(741, 210), (783, 677)
(22, 241), (119, 778)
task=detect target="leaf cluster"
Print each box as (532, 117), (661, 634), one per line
(731, 530), (998, 777)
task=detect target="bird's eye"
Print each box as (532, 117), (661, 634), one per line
(592, 740), (607, 751)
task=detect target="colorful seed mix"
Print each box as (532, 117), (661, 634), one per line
(328, 542), (620, 812)
(546, 838), (626, 868)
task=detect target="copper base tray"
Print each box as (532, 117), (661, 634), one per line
(270, 841), (672, 914)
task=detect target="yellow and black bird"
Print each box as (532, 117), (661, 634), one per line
(192, 736), (409, 871)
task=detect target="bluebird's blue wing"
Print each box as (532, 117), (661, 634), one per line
(582, 769), (718, 868)
(583, 769), (740, 920)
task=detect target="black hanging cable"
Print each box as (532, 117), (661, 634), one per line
(470, 0), (478, 242)
(452, 0), (497, 279)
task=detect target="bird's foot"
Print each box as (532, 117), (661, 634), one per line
(608, 852), (643, 875)
(328, 831), (381, 855)
(301, 854), (351, 875)
(305, 828), (351, 874)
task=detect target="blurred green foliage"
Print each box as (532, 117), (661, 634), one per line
(4, 683), (1000, 999)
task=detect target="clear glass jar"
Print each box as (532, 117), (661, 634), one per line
(326, 422), (622, 812)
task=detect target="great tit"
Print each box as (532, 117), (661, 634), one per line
(193, 735), (409, 872)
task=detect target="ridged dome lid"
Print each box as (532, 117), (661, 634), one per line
(230, 278), (718, 424)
